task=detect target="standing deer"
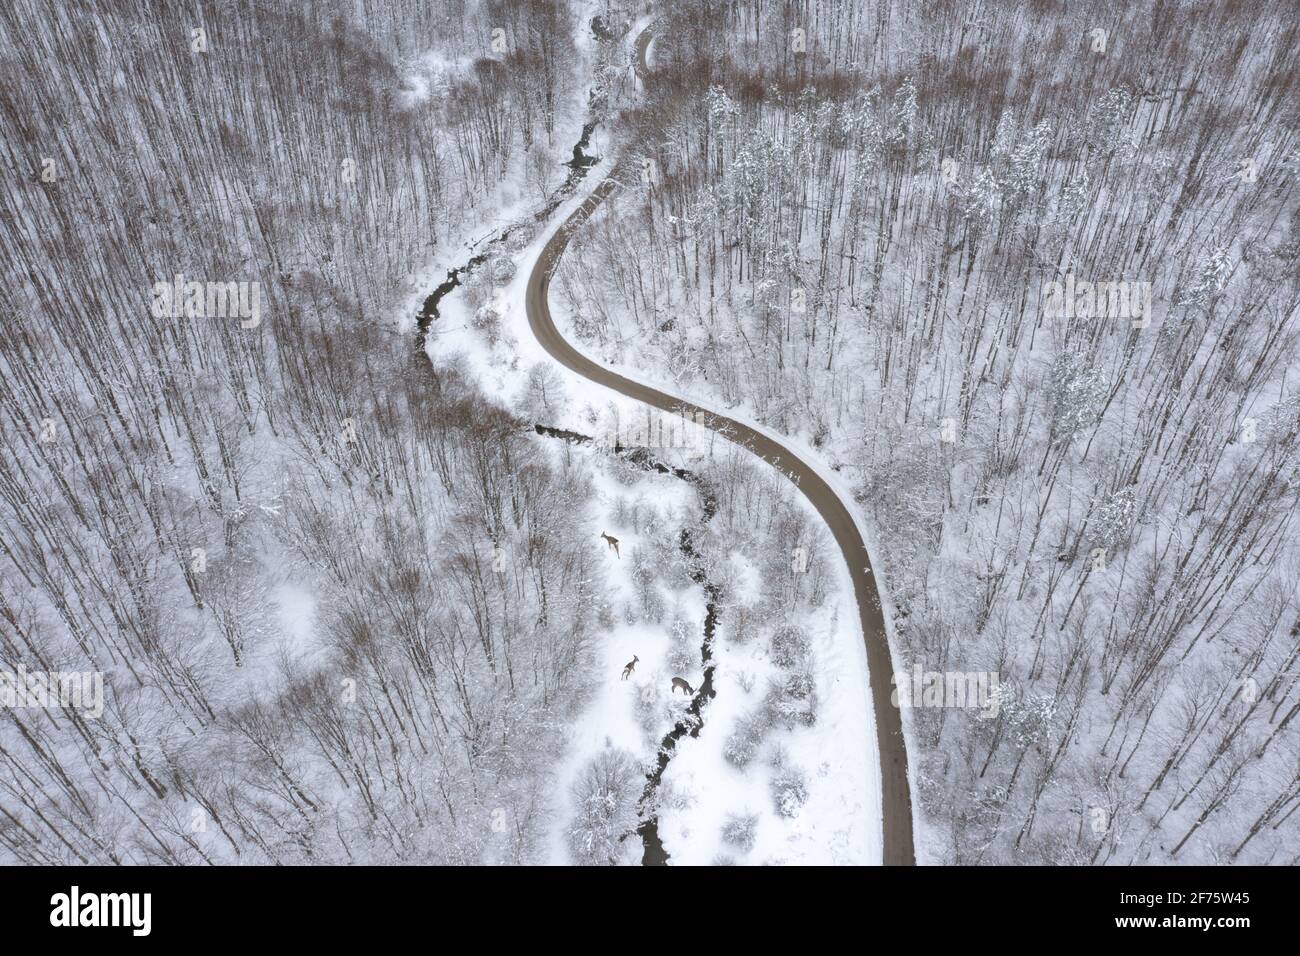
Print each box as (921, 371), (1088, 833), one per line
(600, 531), (620, 558)
(671, 677), (694, 696)
(621, 655), (639, 680)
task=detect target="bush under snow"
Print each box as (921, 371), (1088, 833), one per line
(567, 747), (643, 865)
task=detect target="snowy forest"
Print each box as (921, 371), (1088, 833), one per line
(0, 0), (1296, 866)
(0, 0), (609, 864)
(556, 0), (1300, 863)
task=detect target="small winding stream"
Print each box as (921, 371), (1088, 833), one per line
(532, 427), (723, 866)
(636, 486), (721, 865)
(415, 120), (598, 348)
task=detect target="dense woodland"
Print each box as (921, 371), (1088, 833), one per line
(0, 0), (616, 863)
(556, 0), (1300, 863)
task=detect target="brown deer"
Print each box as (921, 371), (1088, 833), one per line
(621, 655), (639, 680)
(671, 677), (694, 696)
(600, 531), (620, 558)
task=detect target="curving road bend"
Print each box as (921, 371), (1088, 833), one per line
(633, 24), (654, 80)
(523, 24), (915, 866)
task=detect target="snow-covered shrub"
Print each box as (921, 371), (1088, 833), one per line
(1080, 88), (1134, 154)
(1000, 119), (1052, 206)
(489, 254), (517, 284)
(567, 747), (643, 865)
(662, 548), (697, 592)
(1091, 486), (1136, 554)
(636, 520), (692, 591)
(770, 763), (810, 819)
(1000, 688), (1057, 750)
(460, 263), (490, 309)
(1176, 244), (1231, 313)
(721, 812), (759, 851)
(728, 603), (755, 644)
(1050, 168), (1091, 226)
(607, 455), (643, 487)
(471, 304), (501, 345)
(977, 684), (1057, 753)
(767, 670), (817, 729)
(885, 76), (918, 148)
(667, 615), (697, 672)
(505, 223), (535, 253)
(1260, 394), (1300, 446)
(633, 680), (661, 741)
(723, 707), (772, 768)
(769, 623), (811, 669)
(1048, 353), (1107, 443)
(641, 580), (665, 624)
(630, 545), (665, 623)
(596, 600), (616, 630)
(783, 669), (815, 700)
(959, 166), (1000, 233)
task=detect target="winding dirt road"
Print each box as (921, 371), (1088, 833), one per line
(522, 23), (915, 865)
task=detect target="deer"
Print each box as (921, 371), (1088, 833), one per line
(621, 655), (639, 680)
(600, 531), (620, 558)
(671, 677), (694, 696)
